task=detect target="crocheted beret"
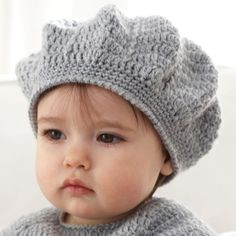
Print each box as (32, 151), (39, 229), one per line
(15, 4), (221, 185)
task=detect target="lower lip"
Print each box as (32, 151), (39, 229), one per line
(63, 185), (94, 196)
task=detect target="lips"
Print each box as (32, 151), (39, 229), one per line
(61, 178), (94, 195)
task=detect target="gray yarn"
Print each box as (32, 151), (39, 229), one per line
(15, 4), (221, 185)
(0, 197), (217, 235)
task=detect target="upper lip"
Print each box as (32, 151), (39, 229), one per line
(61, 178), (94, 191)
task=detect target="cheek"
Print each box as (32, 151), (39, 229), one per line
(96, 156), (158, 213)
(36, 149), (49, 190)
(97, 167), (142, 214)
(35, 144), (60, 191)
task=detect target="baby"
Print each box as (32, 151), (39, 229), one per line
(1, 4), (221, 235)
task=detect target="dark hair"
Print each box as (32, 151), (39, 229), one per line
(38, 83), (151, 131)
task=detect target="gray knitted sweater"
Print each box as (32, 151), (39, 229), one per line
(1, 197), (216, 236)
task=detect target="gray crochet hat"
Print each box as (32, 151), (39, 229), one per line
(16, 4), (221, 185)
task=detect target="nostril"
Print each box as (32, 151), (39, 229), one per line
(78, 160), (91, 170)
(63, 157), (91, 170)
(64, 146), (91, 170)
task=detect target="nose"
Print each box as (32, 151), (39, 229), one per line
(63, 144), (91, 170)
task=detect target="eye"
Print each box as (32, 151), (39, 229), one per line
(42, 129), (65, 141)
(97, 133), (123, 145)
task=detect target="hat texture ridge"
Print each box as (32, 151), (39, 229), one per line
(15, 4), (221, 185)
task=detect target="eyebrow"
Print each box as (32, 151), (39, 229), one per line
(37, 116), (135, 132)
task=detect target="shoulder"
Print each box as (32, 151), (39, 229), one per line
(0, 207), (59, 236)
(137, 197), (217, 235)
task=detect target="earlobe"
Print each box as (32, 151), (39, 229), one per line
(160, 160), (173, 176)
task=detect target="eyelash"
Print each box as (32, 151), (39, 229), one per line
(40, 129), (124, 146)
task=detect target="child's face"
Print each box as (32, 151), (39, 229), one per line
(36, 84), (172, 225)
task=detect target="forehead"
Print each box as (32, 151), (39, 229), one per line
(37, 84), (140, 129)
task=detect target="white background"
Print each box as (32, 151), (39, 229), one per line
(0, 0), (236, 74)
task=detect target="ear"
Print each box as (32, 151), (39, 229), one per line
(160, 159), (173, 176)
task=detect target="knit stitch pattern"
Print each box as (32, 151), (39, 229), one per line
(15, 4), (221, 185)
(0, 197), (217, 236)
